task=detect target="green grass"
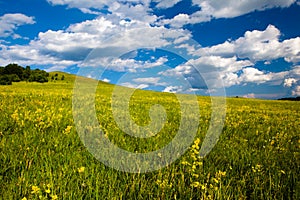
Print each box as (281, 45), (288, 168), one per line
(0, 72), (299, 199)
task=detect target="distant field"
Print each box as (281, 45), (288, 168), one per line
(0, 72), (299, 199)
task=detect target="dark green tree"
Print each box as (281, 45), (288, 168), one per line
(4, 64), (24, 80)
(28, 69), (49, 83)
(24, 66), (31, 80)
(0, 75), (12, 85)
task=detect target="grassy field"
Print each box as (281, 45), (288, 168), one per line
(0, 72), (299, 199)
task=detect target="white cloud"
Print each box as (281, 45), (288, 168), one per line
(0, 13), (35, 38)
(133, 77), (160, 84)
(189, 56), (254, 73)
(154, 0), (181, 9)
(282, 67), (300, 95)
(45, 65), (68, 72)
(47, 0), (156, 23)
(102, 78), (110, 83)
(239, 67), (272, 84)
(221, 72), (240, 87)
(101, 56), (168, 72)
(0, 12), (188, 68)
(121, 82), (149, 89)
(192, 0), (296, 18)
(243, 93), (256, 98)
(284, 78), (297, 87)
(159, 55), (254, 89)
(162, 14), (190, 28)
(163, 85), (184, 93)
(67, 17), (116, 34)
(47, 0), (113, 14)
(132, 77), (168, 87)
(108, 2), (157, 24)
(0, 44), (78, 67)
(159, 54), (298, 90)
(193, 25), (300, 64)
(292, 85), (300, 96)
(164, 0), (297, 27)
(161, 56), (253, 76)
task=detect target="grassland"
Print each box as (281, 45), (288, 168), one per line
(0, 72), (299, 199)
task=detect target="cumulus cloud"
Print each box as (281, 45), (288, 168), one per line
(282, 66), (300, 96)
(239, 68), (271, 83)
(162, 14), (190, 28)
(154, 0), (182, 9)
(47, 0), (114, 14)
(0, 43), (78, 67)
(193, 25), (300, 64)
(192, 0), (296, 18)
(292, 85), (300, 96)
(0, 11), (189, 67)
(163, 85), (184, 93)
(47, 0), (156, 22)
(159, 54), (299, 91)
(243, 93), (256, 98)
(95, 56), (168, 72)
(284, 78), (297, 87)
(102, 78), (110, 83)
(164, 0), (297, 27)
(121, 82), (149, 89)
(0, 13), (35, 38)
(160, 56), (253, 88)
(133, 77), (160, 84)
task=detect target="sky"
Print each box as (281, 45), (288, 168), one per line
(0, 0), (300, 99)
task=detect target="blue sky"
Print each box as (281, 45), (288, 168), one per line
(0, 0), (300, 99)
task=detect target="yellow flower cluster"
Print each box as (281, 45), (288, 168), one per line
(156, 179), (173, 189)
(64, 125), (72, 134)
(23, 184), (58, 200)
(31, 185), (40, 194)
(252, 164), (262, 173)
(181, 138), (204, 189)
(78, 166), (85, 173)
(180, 138), (228, 199)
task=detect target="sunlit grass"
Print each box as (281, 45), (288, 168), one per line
(0, 73), (299, 199)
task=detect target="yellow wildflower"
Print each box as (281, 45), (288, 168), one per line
(51, 194), (58, 200)
(78, 166), (85, 173)
(215, 170), (226, 178)
(212, 178), (219, 184)
(192, 173), (199, 178)
(191, 181), (200, 188)
(64, 125), (72, 134)
(31, 185), (40, 194)
(181, 161), (190, 165)
(200, 184), (206, 190)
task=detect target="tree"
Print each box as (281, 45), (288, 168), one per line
(24, 66), (31, 80)
(8, 74), (21, 82)
(4, 64), (24, 80)
(0, 63), (49, 84)
(61, 75), (65, 80)
(28, 69), (49, 83)
(0, 75), (12, 85)
(0, 67), (4, 75)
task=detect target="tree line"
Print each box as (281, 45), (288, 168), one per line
(0, 63), (49, 85)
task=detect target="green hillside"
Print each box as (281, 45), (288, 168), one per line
(0, 73), (299, 199)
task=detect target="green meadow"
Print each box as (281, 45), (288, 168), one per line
(0, 72), (299, 199)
